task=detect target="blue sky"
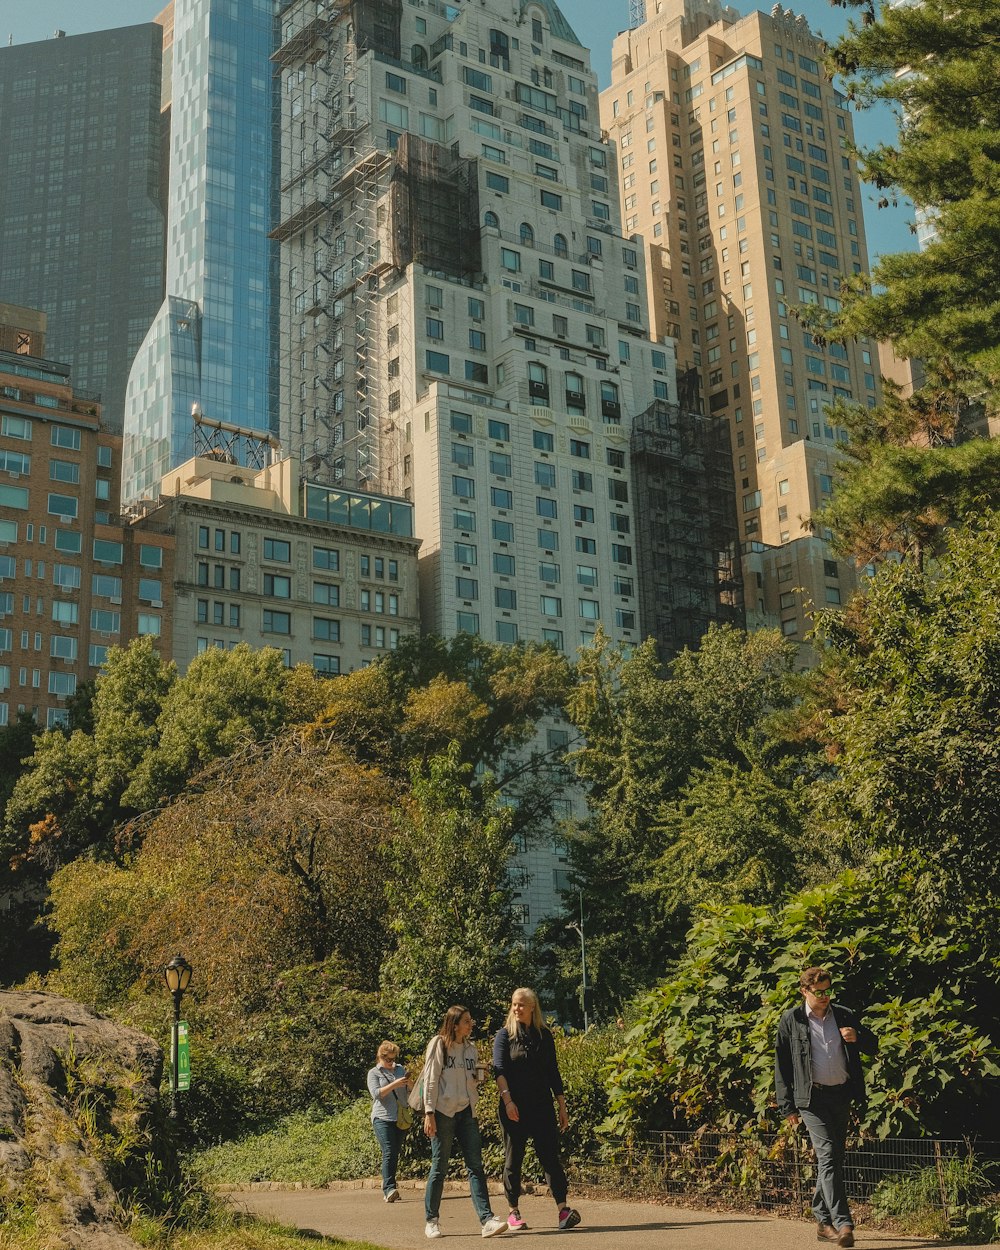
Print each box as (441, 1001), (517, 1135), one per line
(4, 0), (914, 260)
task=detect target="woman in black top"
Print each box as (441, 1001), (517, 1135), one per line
(492, 987), (581, 1232)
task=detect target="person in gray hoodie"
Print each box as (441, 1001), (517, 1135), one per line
(421, 1004), (507, 1240)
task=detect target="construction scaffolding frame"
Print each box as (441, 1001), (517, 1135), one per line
(272, 0), (400, 489)
(630, 400), (744, 659)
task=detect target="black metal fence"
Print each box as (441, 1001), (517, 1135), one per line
(564, 1131), (1000, 1224)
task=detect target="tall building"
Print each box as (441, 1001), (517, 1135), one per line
(273, 0), (740, 660)
(601, 0), (883, 639)
(0, 24), (166, 433)
(122, 0), (278, 505)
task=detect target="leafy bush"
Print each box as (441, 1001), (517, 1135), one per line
(603, 868), (1000, 1139)
(192, 1102), (380, 1187)
(964, 1203), (1000, 1245)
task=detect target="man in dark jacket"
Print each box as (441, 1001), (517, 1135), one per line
(775, 967), (877, 1248)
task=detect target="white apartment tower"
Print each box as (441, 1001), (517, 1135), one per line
(601, 0), (882, 639)
(274, 0), (741, 657)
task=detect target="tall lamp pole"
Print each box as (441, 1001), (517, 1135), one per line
(566, 893), (589, 1030)
(163, 954), (192, 1120)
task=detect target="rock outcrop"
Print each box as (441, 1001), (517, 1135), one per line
(0, 990), (163, 1249)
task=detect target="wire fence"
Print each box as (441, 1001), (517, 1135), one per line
(563, 1131), (1000, 1224)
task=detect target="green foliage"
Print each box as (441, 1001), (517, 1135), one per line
(191, 1102), (380, 1187)
(238, 959), (398, 1123)
(964, 1203), (1000, 1245)
(816, 511), (1000, 906)
(123, 644), (299, 810)
(815, 428), (1000, 568)
(650, 753), (822, 914)
(871, 1155), (995, 1223)
(557, 625), (808, 1008)
(383, 746), (525, 1036)
(603, 868), (1000, 1141)
(46, 859), (151, 1009)
(824, 0), (1000, 393)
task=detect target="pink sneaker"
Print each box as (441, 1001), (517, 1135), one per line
(507, 1211), (528, 1231)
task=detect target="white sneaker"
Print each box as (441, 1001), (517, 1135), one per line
(425, 1220), (442, 1239)
(384, 1188), (400, 1203)
(481, 1216), (508, 1238)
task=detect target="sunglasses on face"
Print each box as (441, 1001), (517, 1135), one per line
(803, 985), (832, 997)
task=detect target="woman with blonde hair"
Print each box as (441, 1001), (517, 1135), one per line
(367, 1040), (410, 1203)
(492, 987), (580, 1232)
(420, 1005), (507, 1239)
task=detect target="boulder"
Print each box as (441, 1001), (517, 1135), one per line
(0, 990), (163, 1249)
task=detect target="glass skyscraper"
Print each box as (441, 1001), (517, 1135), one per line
(122, 0), (277, 503)
(0, 25), (166, 433)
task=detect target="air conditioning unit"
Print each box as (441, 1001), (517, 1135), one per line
(151, 600), (163, 608)
(59, 515), (73, 524)
(110, 596), (122, 604)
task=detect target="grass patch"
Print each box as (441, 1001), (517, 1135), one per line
(160, 1215), (388, 1250)
(0, 1204), (388, 1250)
(191, 1102), (380, 1188)
(0, 1202), (45, 1250)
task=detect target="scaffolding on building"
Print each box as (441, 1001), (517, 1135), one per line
(629, 400), (744, 659)
(272, 0), (402, 491)
(390, 134), (480, 277)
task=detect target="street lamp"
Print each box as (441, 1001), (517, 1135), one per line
(163, 954), (192, 1119)
(566, 894), (589, 1031)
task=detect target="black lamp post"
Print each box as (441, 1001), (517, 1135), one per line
(163, 954), (192, 1119)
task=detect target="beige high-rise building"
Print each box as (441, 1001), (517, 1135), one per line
(601, 0), (882, 640)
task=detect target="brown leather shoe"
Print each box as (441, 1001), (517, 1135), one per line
(817, 1226), (838, 1242)
(836, 1227), (855, 1248)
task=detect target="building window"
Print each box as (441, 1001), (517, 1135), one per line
(263, 610), (291, 635)
(264, 573), (292, 598)
(314, 547), (341, 571)
(264, 538), (291, 562)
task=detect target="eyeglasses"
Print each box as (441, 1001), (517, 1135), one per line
(803, 985), (832, 997)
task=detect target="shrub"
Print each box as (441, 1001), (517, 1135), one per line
(192, 1102), (379, 1187)
(603, 869), (1000, 1139)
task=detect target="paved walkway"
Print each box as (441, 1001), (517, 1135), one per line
(228, 1183), (979, 1249)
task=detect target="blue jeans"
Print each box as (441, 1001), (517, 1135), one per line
(424, 1106), (493, 1224)
(800, 1085), (853, 1230)
(372, 1118), (402, 1197)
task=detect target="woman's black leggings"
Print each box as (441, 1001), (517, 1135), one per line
(500, 1112), (568, 1208)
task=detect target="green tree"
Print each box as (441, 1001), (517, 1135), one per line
(382, 746), (525, 1036)
(816, 510), (1000, 906)
(825, 0), (1000, 392)
(557, 625), (800, 1005)
(2, 637), (175, 874)
(123, 643), (300, 809)
(316, 633), (571, 776)
(815, 394), (1000, 566)
(650, 750), (824, 915)
(791, 0), (1000, 560)
(313, 634), (574, 871)
(47, 728), (399, 1108)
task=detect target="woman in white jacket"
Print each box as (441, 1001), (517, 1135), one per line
(421, 1004), (506, 1240)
